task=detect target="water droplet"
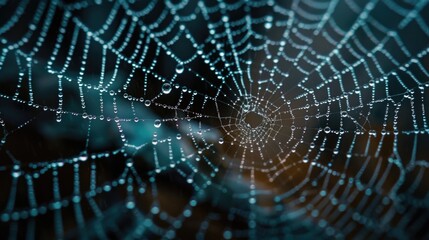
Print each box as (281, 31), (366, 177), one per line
(126, 159), (133, 167)
(162, 83), (172, 94)
(176, 63), (184, 74)
(79, 154), (88, 161)
(265, 15), (273, 29)
(126, 201), (135, 209)
(11, 171), (21, 178)
(144, 100), (151, 106)
(324, 126), (331, 134)
(218, 138), (224, 144)
(154, 119), (161, 128)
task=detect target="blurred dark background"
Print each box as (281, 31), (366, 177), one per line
(1, 0), (429, 239)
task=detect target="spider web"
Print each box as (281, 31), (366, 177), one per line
(1, 0), (429, 239)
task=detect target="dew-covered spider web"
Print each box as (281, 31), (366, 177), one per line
(1, 0), (429, 239)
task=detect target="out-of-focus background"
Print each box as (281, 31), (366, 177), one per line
(1, 0), (429, 239)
